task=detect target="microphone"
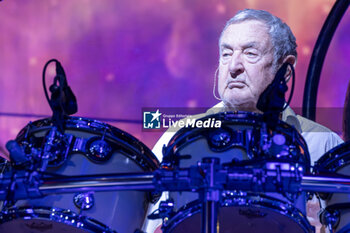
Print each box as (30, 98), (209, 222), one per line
(6, 140), (28, 166)
(53, 61), (78, 115)
(256, 63), (290, 128)
(46, 59), (78, 132)
(256, 62), (289, 113)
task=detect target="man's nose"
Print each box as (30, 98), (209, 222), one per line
(229, 53), (244, 78)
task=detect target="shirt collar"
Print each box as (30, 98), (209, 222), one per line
(207, 102), (302, 133)
(281, 106), (302, 133)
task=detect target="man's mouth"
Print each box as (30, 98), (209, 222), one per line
(227, 81), (245, 89)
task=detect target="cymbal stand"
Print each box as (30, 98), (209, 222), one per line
(200, 157), (221, 233)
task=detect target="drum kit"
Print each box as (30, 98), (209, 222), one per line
(0, 60), (349, 233)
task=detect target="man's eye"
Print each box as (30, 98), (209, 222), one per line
(222, 52), (231, 57)
(245, 51), (258, 57)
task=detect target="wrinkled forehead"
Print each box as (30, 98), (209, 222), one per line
(219, 20), (272, 49)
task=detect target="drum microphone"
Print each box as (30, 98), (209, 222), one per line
(256, 62), (291, 127)
(6, 140), (29, 166)
(50, 61), (78, 116)
(256, 62), (289, 114)
(46, 59), (78, 132)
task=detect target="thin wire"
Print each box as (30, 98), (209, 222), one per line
(283, 63), (296, 111)
(42, 59), (59, 108)
(213, 68), (222, 101)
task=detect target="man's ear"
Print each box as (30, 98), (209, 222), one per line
(282, 55), (297, 82)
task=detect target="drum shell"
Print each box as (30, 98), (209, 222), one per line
(163, 112), (311, 232)
(314, 141), (350, 232)
(169, 139), (307, 214)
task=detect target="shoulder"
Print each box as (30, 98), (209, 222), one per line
(296, 114), (336, 134)
(283, 107), (343, 164)
(283, 106), (342, 139)
(296, 114), (343, 147)
(295, 115), (343, 164)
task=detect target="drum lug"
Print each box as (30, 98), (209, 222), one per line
(319, 208), (340, 232)
(40, 127), (72, 169)
(73, 192), (95, 211)
(85, 137), (113, 162)
(147, 198), (175, 221)
(207, 128), (233, 151)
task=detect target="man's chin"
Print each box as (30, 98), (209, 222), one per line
(222, 99), (257, 112)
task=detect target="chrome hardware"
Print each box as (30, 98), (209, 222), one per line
(209, 128), (232, 149)
(319, 208), (340, 233)
(148, 199), (175, 221)
(73, 192), (95, 210)
(86, 138), (113, 162)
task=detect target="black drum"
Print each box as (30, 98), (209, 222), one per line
(161, 112), (313, 233)
(314, 141), (350, 233)
(162, 192), (312, 233)
(0, 117), (159, 233)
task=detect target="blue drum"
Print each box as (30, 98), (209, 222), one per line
(162, 192), (312, 233)
(314, 141), (350, 233)
(0, 157), (10, 212)
(0, 117), (159, 233)
(161, 112), (313, 233)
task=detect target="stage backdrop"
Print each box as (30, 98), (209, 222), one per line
(0, 0), (348, 160)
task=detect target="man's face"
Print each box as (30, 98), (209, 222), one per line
(218, 20), (276, 111)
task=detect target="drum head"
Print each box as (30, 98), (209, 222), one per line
(0, 219), (88, 233)
(163, 194), (313, 233)
(315, 141), (350, 174)
(314, 141), (350, 231)
(0, 207), (109, 233)
(169, 207), (307, 233)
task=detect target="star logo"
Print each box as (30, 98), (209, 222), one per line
(150, 109), (162, 122)
(143, 109), (162, 129)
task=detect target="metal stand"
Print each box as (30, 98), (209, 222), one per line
(200, 158), (221, 233)
(202, 198), (219, 233)
(4, 160), (350, 232)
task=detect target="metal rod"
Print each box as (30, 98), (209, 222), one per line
(4, 171), (350, 201)
(202, 200), (219, 233)
(40, 172), (155, 194)
(37, 173), (350, 194)
(302, 0), (350, 120)
(201, 158), (220, 233)
(302, 174), (350, 193)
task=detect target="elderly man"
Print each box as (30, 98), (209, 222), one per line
(144, 9), (343, 233)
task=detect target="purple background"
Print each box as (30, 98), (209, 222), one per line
(0, 0), (348, 160)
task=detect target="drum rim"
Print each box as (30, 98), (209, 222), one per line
(314, 141), (350, 173)
(162, 111), (310, 170)
(15, 116), (159, 171)
(162, 193), (313, 233)
(0, 206), (116, 233)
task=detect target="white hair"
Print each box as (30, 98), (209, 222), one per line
(220, 9), (297, 65)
